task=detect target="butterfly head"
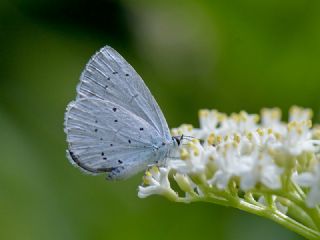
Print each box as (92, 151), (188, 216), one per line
(172, 135), (184, 146)
(171, 135), (197, 147)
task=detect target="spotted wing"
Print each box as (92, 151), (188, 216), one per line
(64, 98), (163, 180)
(76, 46), (171, 140)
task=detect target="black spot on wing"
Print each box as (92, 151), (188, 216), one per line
(68, 150), (113, 174)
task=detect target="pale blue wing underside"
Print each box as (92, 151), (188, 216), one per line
(64, 98), (165, 179)
(76, 46), (171, 140)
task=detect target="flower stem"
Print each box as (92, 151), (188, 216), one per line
(236, 198), (320, 240)
(200, 194), (320, 240)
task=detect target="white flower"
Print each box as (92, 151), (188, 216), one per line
(138, 166), (178, 200)
(273, 120), (317, 156)
(171, 124), (197, 138)
(218, 111), (259, 135)
(292, 164), (320, 207)
(198, 110), (222, 134)
(207, 135), (282, 191)
(289, 106), (313, 123)
(169, 140), (209, 175)
(247, 128), (277, 148)
(261, 108), (282, 126)
(174, 173), (201, 200)
(138, 106), (320, 238)
(238, 149), (283, 190)
(261, 108), (286, 135)
(139, 106), (320, 211)
(208, 141), (252, 189)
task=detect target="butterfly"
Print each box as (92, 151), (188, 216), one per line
(64, 46), (183, 180)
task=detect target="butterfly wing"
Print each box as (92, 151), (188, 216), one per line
(76, 46), (171, 140)
(64, 98), (165, 180)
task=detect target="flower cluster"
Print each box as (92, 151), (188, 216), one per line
(138, 106), (320, 240)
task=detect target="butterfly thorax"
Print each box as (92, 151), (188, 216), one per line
(149, 138), (176, 166)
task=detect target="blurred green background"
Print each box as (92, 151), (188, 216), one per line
(1, 0), (320, 239)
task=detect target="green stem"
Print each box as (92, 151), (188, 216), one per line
(202, 195), (320, 240)
(291, 182), (306, 200)
(237, 200), (320, 240)
(276, 196), (318, 230)
(277, 191), (320, 230)
(253, 189), (320, 230)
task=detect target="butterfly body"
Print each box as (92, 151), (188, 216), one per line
(64, 46), (179, 180)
